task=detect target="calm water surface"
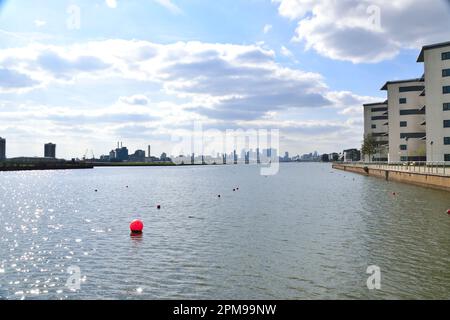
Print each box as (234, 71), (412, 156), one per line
(1, 163), (450, 300)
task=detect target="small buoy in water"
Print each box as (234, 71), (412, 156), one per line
(218, 195), (221, 198)
(95, 189), (98, 192)
(130, 219), (143, 234)
(233, 189), (236, 192)
(447, 209), (450, 215)
(236, 187), (239, 191)
(157, 205), (161, 210)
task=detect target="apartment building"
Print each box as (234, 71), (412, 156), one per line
(362, 40), (450, 163)
(417, 41), (450, 162)
(382, 79), (426, 162)
(363, 101), (389, 162)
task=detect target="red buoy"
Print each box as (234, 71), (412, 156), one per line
(447, 209), (450, 215)
(130, 219), (144, 234)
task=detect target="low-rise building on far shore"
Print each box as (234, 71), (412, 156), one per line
(343, 149), (361, 162)
(0, 137), (5, 160)
(44, 143), (56, 159)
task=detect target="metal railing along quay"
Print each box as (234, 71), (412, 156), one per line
(338, 161), (450, 176)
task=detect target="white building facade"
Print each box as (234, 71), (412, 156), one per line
(363, 102), (389, 162)
(417, 41), (450, 162)
(382, 79), (426, 162)
(363, 40), (450, 163)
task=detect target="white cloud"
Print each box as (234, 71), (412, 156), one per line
(105, 0), (117, 8)
(273, 0), (450, 63)
(119, 94), (150, 106)
(0, 67), (38, 93)
(0, 39), (379, 157)
(272, 0), (316, 20)
(280, 46), (294, 58)
(263, 24), (272, 34)
(34, 20), (47, 28)
(153, 0), (182, 14)
(0, 40), (330, 120)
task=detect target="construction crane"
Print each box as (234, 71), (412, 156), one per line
(82, 149), (89, 161)
(82, 149), (95, 161)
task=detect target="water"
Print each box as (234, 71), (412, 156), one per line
(0, 163), (449, 300)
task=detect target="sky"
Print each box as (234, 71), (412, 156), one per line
(0, 0), (450, 159)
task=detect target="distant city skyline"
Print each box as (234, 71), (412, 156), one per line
(0, 136), (331, 163)
(1, 1), (450, 158)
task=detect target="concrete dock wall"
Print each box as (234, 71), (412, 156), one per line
(332, 164), (450, 192)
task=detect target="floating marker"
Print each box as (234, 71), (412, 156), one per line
(447, 209), (450, 215)
(157, 205), (161, 210)
(218, 195), (221, 198)
(130, 219), (144, 234)
(95, 189), (98, 192)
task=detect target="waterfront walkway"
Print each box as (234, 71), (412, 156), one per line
(333, 162), (450, 192)
(340, 162), (450, 176)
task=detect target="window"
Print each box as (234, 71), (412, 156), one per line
(399, 109), (425, 115)
(444, 86), (450, 94)
(445, 154), (450, 162)
(371, 116), (388, 121)
(400, 121), (407, 127)
(444, 103), (450, 111)
(399, 98), (407, 104)
(371, 107), (388, 112)
(442, 52), (450, 60)
(400, 133), (426, 139)
(399, 86), (424, 92)
(372, 133), (386, 137)
(400, 145), (407, 151)
(371, 124), (376, 129)
(443, 69), (450, 77)
(445, 120), (450, 128)
(444, 137), (450, 145)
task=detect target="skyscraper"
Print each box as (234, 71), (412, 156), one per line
(0, 137), (5, 160)
(44, 143), (56, 158)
